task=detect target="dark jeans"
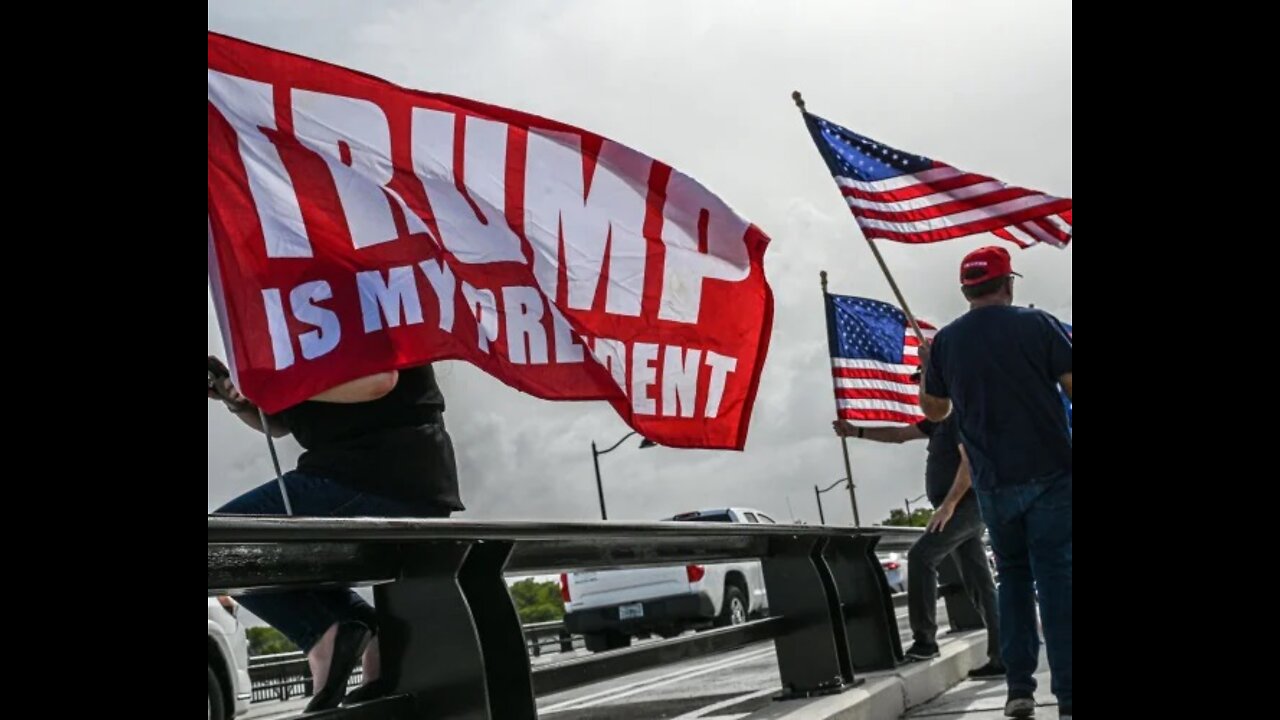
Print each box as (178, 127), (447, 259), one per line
(976, 471), (1071, 708)
(907, 494), (1000, 662)
(213, 471), (452, 653)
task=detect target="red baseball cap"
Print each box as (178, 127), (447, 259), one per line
(960, 246), (1022, 286)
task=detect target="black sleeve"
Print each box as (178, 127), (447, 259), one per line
(924, 335), (949, 399)
(915, 419), (938, 436)
(1041, 313), (1072, 379)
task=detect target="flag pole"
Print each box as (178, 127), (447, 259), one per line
(821, 269), (862, 527)
(793, 91), (927, 345)
(259, 408), (293, 516)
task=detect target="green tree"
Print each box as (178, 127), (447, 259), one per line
(509, 578), (565, 623)
(246, 626), (299, 656)
(882, 508), (934, 527)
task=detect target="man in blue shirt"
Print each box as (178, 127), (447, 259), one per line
(918, 246), (1072, 720)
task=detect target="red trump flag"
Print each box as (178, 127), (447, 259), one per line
(207, 33), (774, 450)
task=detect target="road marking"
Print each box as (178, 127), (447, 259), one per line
(539, 651), (766, 712)
(672, 686), (779, 719)
(540, 646), (777, 713)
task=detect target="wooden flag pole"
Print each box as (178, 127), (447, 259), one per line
(794, 91), (928, 346)
(821, 270), (862, 527)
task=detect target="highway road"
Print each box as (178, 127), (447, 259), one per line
(243, 601), (947, 720)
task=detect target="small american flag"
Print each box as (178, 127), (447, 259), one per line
(826, 293), (936, 427)
(803, 111), (1072, 249)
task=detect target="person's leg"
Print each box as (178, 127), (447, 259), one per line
(215, 473), (388, 692)
(953, 528), (1002, 668)
(977, 487), (1038, 709)
(317, 497), (454, 681)
(214, 474), (354, 656)
(1025, 472), (1072, 714)
(905, 508), (980, 655)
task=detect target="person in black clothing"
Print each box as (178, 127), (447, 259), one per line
(919, 245), (1072, 719)
(209, 359), (462, 711)
(834, 412), (1003, 677)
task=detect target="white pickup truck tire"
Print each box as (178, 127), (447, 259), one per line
(583, 629), (632, 653)
(714, 585), (748, 628)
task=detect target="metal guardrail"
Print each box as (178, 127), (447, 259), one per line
(246, 620), (574, 700)
(210, 518), (939, 719)
(521, 620), (575, 657)
(248, 651), (361, 703)
(247, 595), (917, 702)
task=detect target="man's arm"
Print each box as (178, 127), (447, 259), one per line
(227, 402), (291, 438)
(209, 359), (399, 435)
(211, 381), (291, 438)
(919, 392), (952, 422)
(940, 444), (973, 508)
(1043, 313), (1071, 402)
(917, 342), (952, 421)
(833, 421), (927, 443)
(926, 443), (973, 533)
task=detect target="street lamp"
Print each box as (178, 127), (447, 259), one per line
(591, 431), (657, 520)
(813, 477), (851, 525)
(904, 493), (927, 518)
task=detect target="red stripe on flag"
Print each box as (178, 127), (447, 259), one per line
(834, 388), (919, 405)
(849, 187), (1044, 223)
(832, 367), (916, 382)
(991, 227), (1033, 248)
(839, 172), (994, 203)
(838, 408), (924, 424)
(1032, 217), (1071, 244)
(856, 199), (1073, 244)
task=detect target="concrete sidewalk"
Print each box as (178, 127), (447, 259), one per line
(903, 647), (1057, 719)
(742, 629), (989, 720)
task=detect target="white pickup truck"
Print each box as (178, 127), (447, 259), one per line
(560, 507), (777, 653)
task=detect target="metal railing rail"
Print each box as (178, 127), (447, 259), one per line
(210, 518), (966, 719)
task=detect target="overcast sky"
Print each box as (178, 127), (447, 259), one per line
(207, 0), (1071, 528)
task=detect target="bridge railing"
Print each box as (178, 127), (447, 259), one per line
(209, 517), (935, 719)
(245, 619), (573, 701)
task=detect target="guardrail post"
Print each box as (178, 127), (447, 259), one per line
(558, 630), (573, 654)
(938, 553), (985, 633)
(823, 534), (903, 671)
(457, 540), (537, 718)
(374, 541), (492, 719)
(761, 536), (858, 698)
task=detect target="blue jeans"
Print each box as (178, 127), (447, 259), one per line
(213, 471), (452, 652)
(976, 471), (1071, 709)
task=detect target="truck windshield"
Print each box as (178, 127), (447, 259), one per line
(668, 511), (734, 522)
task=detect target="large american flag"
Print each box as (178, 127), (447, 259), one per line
(826, 293), (936, 427)
(803, 111), (1072, 249)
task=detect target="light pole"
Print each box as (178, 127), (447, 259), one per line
(904, 493), (927, 519)
(813, 477), (851, 525)
(591, 431), (657, 520)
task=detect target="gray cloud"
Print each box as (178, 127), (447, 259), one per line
(208, 0), (1071, 526)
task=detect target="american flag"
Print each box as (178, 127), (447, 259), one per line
(826, 293), (937, 427)
(803, 111), (1072, 249)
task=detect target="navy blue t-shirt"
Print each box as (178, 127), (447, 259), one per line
(916, 415), (964, 507)
(924, 305), (1072, 490)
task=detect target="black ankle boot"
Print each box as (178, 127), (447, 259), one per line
(305, 621), (373, 713)
(341, 677), (392, 706)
